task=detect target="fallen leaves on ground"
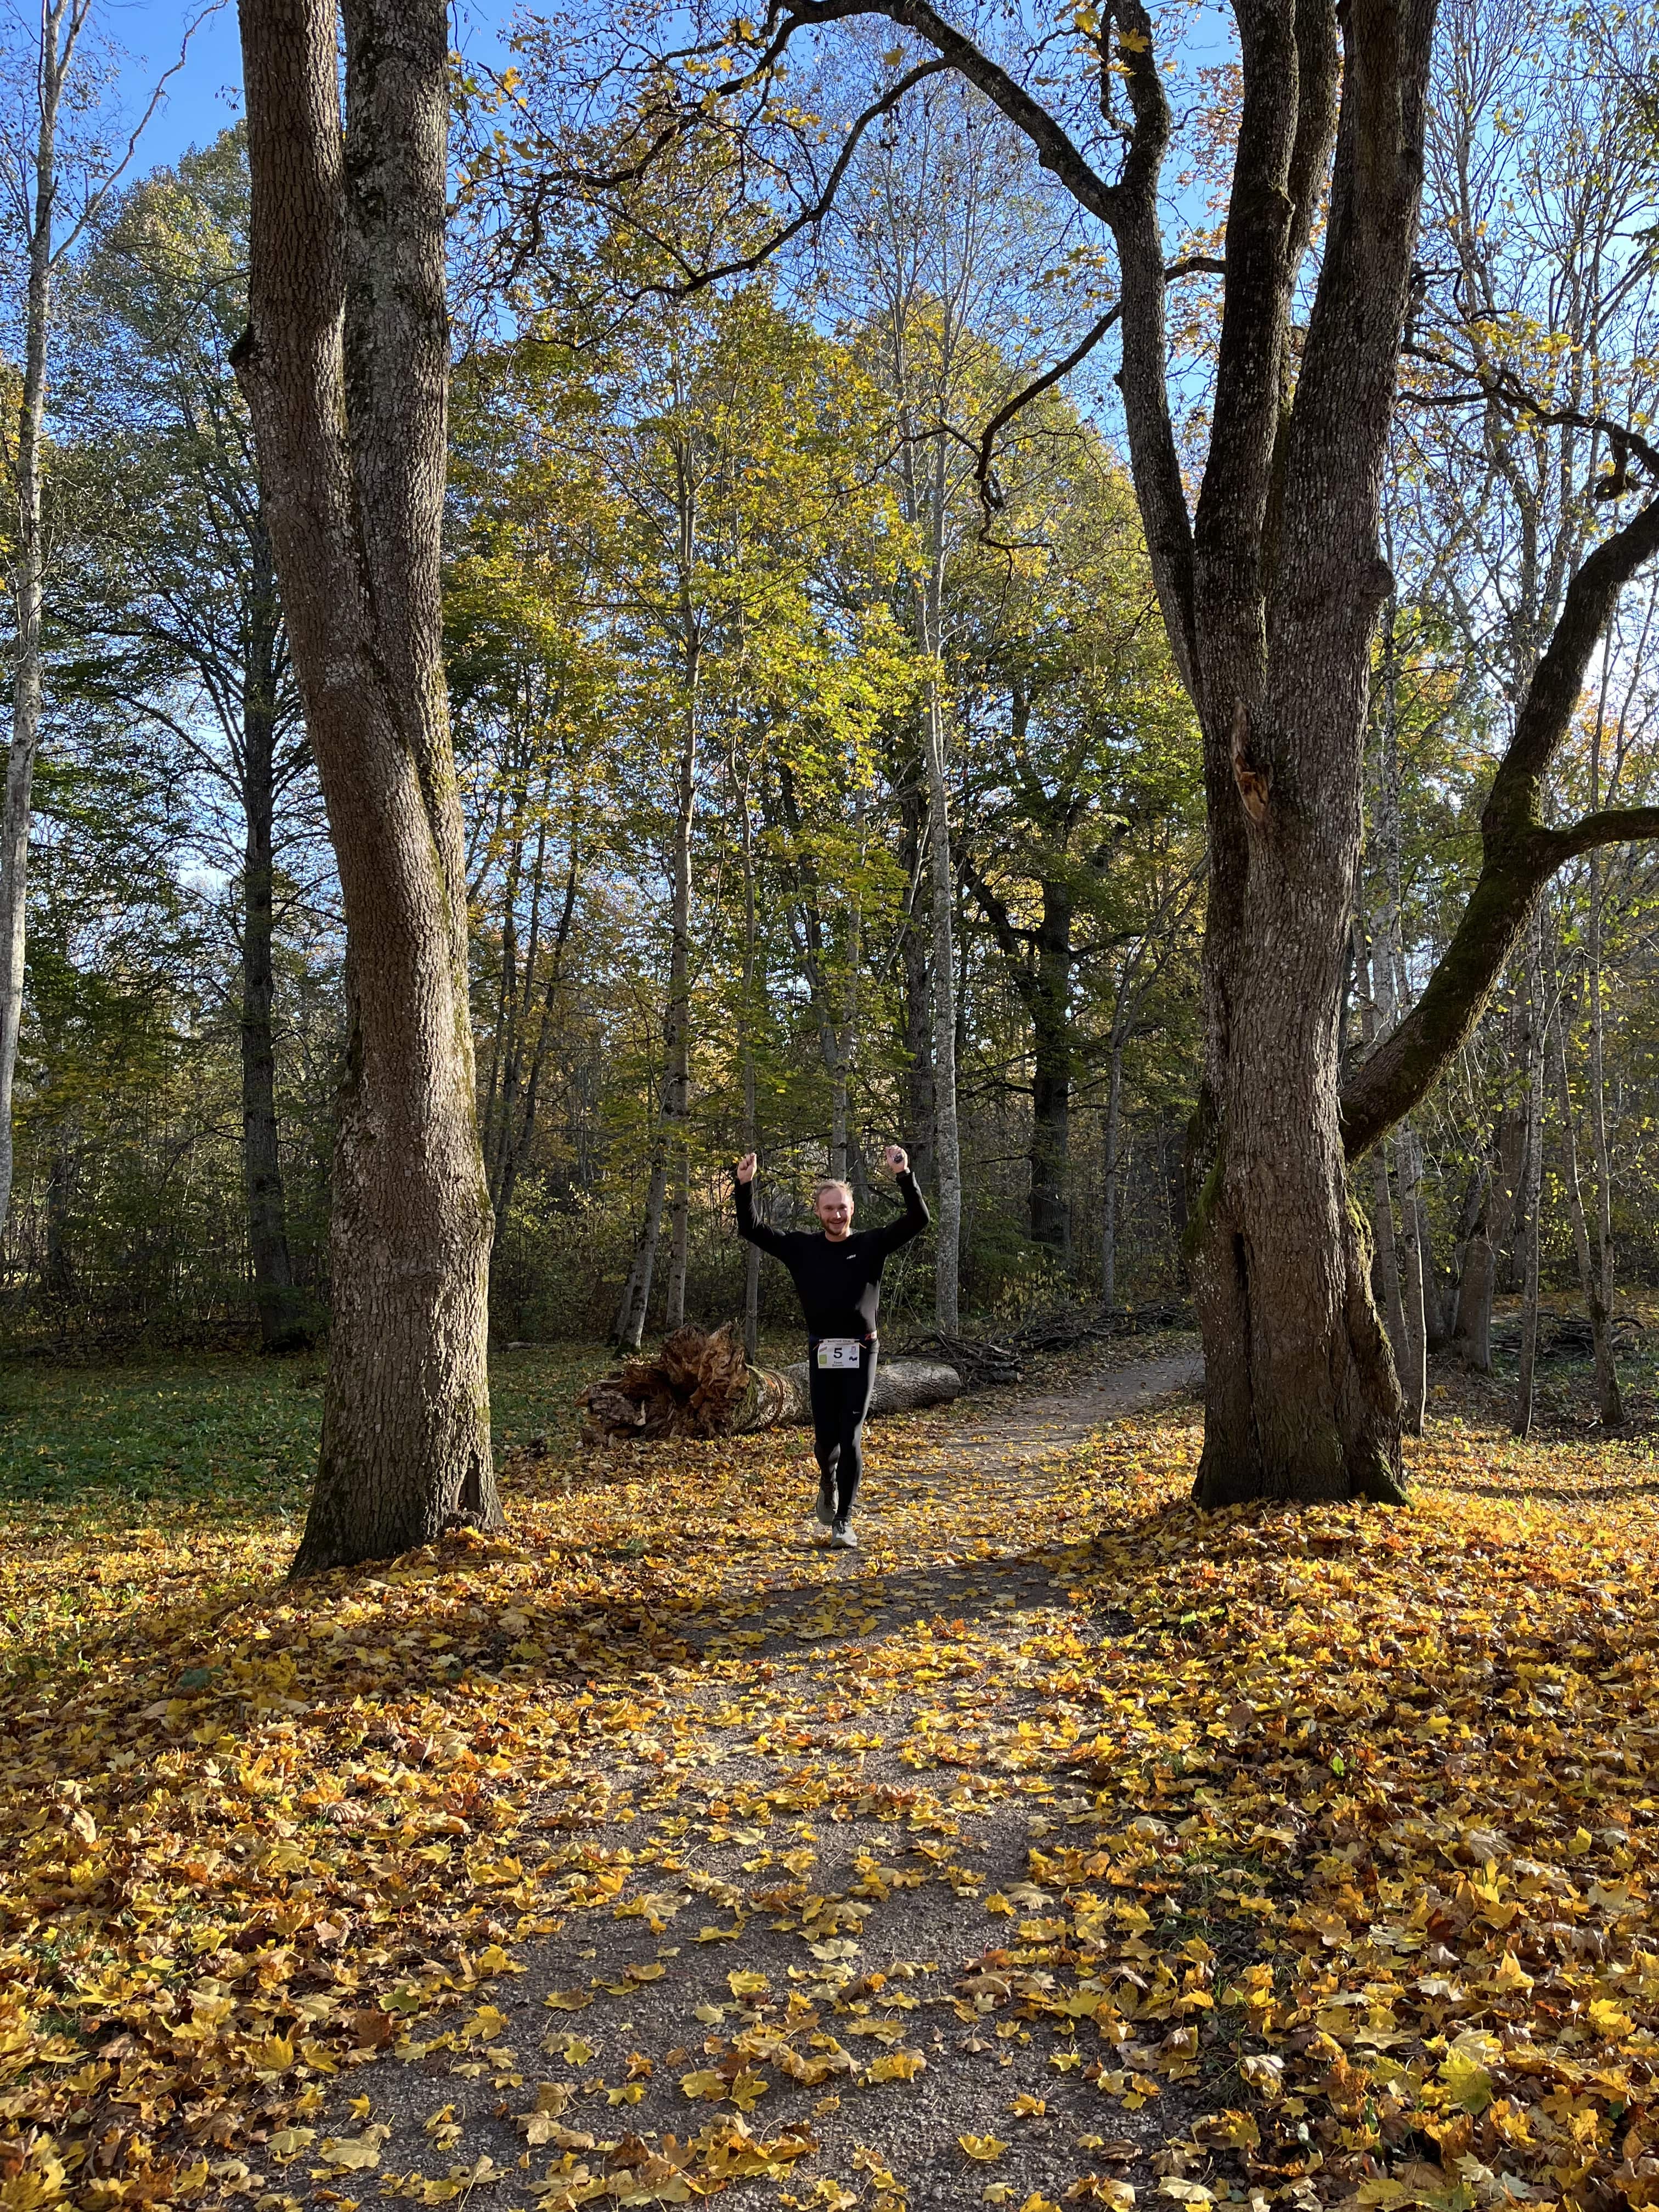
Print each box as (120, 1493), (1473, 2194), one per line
(3, 1348), (1659, 2212)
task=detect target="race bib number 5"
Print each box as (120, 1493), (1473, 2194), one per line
(816, 1339), (862, 1370)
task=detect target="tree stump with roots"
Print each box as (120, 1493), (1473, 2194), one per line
(577, 1323), (961, 1447)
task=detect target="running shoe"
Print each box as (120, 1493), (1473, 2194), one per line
(831, 1522), (859, 1550)
(814, 1477), (837, 1528)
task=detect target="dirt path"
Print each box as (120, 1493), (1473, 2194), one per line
(319, 1344), (1208, 2212)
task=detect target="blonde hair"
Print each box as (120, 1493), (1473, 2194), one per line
(812, 1178), (854, 1206)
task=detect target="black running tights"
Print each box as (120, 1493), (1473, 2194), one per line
(807, 1342), (878, 1520)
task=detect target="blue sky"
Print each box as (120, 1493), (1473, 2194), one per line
(105, 0), (518, 174)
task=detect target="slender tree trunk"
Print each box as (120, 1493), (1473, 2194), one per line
(1101, 1042), (1123, 1306)
(899, 789), (934, 1192)
(616, 1153), (667, 1351)
(0, 8), (75, 1239)
(1392, 1126), (1428, 1434)
(735, 757), (761, 1363)
(921, 506), (961, 1330)
(240, 507), (308, 1351)
(663, 689), (696, 1331)
(1454, 1107), (1521, 1365)
(1352, 917), (1409, 1375)
(1514, 919), (1546, 1437)
(235, 0), (499, 1572)
(1028, 877), (1073, 1257)
(1587, 730), (1622, 1425)
(493, 835), (579, 1239)
(1553, 991), (1621, 1425)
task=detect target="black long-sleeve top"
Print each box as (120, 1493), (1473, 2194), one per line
(735, 1171), (930, 1340)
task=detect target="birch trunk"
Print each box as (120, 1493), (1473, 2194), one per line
(919, 449), (961, 1331)
(235, 0), (499, 1572)
(0, 3), (76, 1240)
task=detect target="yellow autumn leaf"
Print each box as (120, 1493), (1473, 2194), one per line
(961, 2136), (1009, 2163)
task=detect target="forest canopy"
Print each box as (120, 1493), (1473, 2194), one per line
(3, 0), (1659, 1469)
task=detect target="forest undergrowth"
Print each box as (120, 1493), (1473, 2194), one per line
(4, 1339), (1659, 2212)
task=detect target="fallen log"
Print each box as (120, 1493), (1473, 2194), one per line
(578, 1323), (961, 1447)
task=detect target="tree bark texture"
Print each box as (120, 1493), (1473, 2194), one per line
(235, 0), (499, 1572)
(1107, 0), (1432, 1505)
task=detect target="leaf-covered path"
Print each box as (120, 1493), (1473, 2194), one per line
(352, 1346), (1207, 2211)
(9, 1340), (1659, 2212)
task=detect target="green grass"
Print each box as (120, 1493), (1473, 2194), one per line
(0, 1342), (623, 1526)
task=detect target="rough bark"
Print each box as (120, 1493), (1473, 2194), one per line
(235, 0), (499, 1573)
(1170, 0), (1428, 1508)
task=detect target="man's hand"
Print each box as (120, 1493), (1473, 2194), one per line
(884, 1143), (909, 1176)
(735, 1151), (758, 1184)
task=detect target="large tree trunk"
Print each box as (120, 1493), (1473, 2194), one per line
(240, 508), (309, 1352)
(235, 0), (499, 1573)
(1155, 3), (1431, 1508)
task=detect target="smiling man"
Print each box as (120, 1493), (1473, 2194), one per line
(733, 1146), (929, 1547)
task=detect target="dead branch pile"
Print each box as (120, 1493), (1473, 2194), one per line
(577, 1324), (961, 1448)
